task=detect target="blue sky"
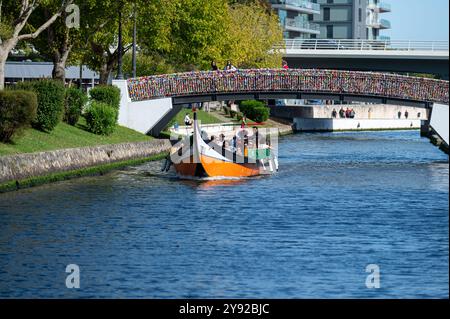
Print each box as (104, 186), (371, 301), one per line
(382, 0), (449, 41)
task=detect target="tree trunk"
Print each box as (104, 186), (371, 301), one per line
(52, 47), (71, 83)
(0, 40), (16, 90)
(99, 63), (111, 85)
(0, 57), (5, 90)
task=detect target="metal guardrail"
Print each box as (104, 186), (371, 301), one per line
(270, 0), (320, 12)
(279, 39), (450, 52)
(127, 69), (449, 104)
(284, 18), (320, 32)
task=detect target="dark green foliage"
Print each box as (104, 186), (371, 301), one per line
(16, 80), (65, 132)
(84, 101), (118, 135)
(239, 100), (270, 123)
(89, 85), (121, 110)
(0, 90), (38, 142)
(64, 88), (88, 126)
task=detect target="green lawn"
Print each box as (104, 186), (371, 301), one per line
(0, 117), (151, 156)
(171, 109), (226, 126)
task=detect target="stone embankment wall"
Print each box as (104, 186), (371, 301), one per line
(0, 139), (171, 184)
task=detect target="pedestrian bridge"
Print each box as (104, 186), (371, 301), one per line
(113, 69), (449, 140)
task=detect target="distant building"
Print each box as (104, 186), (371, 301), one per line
(271, 0), (391, 40)
(270, 0), (321, 39)
(4, 61), (99, 90)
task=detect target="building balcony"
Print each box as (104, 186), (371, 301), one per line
(271, 0), (321, 15)
(284, 18), (320, 34)
(368, 19), (391, 29)
(367, 2), (391, 13)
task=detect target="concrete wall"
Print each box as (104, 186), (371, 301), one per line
(113, 80), (173, 134)
(309, 104), (429, 120)
(430, 103), (449, 145)
(272, 104), (429, 120)
(294, 118), (422, 132)
(0, 140), (171, 184)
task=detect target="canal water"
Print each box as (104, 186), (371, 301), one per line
(0, 130), (448, 298)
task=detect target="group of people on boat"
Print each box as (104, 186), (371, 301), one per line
(207, 126), (263, 158)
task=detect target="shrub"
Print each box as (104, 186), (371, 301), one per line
(89, 85), (121, 110)
(16, 80), (65, 132)
(64, 88), (88, 126)
(239, 100), (270, 123)
(84, 101), (118, 135)
(0, 90), (37, 142)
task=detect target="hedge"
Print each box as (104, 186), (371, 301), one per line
(16, 80), (65, 132)
(0, 90), (38, 143)
(64, 88), (88, 126)
(84, 101), (118, 135)
(89, 85), (121, 110)
(239, 100), (270, 123)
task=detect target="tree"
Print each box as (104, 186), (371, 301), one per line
(74, 1), (137, 84)
(224, 2), (283, 68)
(30, 1), (80, 82)
(0, 0), (73, 89)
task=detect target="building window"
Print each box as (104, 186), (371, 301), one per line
(327, 0), (333, 4)
(327, 25), (333, 38)
(359, 8), (362, 22)
(324, 7), (330, 21)
(308, 14), (313, 22)
(310, 34), (317, 39)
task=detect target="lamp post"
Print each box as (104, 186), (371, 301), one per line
(117, 1), (124, 80)
(132, 4), (137, 78)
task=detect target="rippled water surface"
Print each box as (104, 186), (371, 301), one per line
(0, 130), (448, 298)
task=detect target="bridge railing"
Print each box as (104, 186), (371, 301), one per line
(127, 69), (449, 105)
(279, 39), (450, 52)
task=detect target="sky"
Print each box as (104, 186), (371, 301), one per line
(382, 0), (449, 41)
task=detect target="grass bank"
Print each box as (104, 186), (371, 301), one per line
(0, 152), (168, 193)
(0, 117), (152, 156)
(171, 109), (226, 126)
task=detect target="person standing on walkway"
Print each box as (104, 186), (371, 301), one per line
(332, 109), (337, 118)
(282, 60), (289, 70)
(211, 61), (218, 71)
(224, 60), (237, 71)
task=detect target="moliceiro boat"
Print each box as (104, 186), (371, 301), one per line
(169, 111), (278, 178)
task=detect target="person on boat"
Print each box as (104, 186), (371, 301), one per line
(201, 130), (209, 141)
(339, 107), (345, 118)
(184, 113), (193, 126)
(404, 110), (409, 119)
(243, 134), (249, 157)
(241, 115), (247, 129)
(253, 126), (260, 149)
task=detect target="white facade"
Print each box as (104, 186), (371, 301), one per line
(113, 80), (173, 135)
